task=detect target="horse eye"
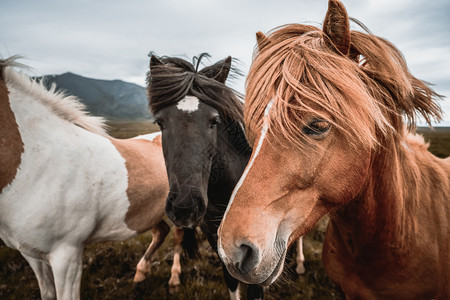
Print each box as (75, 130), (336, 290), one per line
(210, 116), (220, 128)
(154, 119), (165, 130)
(302, 119), (330, 136)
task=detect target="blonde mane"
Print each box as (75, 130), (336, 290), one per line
(245, 24), (443, 150)
(1, 57), (108, 137)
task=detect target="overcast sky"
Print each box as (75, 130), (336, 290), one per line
(1, 0), (449, 124)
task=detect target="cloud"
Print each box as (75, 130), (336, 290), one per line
(1, 0), (449, 122)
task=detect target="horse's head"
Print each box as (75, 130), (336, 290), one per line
(155, 96), (223, 228)
(148, 54), (243, 228)
(218, 0), (442, 285)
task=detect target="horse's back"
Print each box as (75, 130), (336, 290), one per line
(132, 132), (162, 145)
(0, 76), (24, 194)
(442, 156), (450, 181)
(406, 131), (450, 185)
(109, 137), (168, 234)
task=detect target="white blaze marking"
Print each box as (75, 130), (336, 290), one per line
(176, 96), (199, 113)
(218, 99), (274, 257)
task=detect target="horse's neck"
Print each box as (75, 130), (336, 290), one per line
(202, 121), (251, 246)
(205, 121), (250, 211)
(12, 88), (69, 136)
(210, 120), (251, 192)
(9, 86), (101, 159)
(1, 80), (22, 142)
(334, 132), (449, 253)
(0, 79), (24, 192)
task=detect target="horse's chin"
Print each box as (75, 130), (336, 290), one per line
(260, 249), (287, 286)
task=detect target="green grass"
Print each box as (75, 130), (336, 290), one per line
(106, 120), (159, 139)
(0, 126), (448, 299)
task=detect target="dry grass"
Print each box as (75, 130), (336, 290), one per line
(417, 127), (450, 158)
(106, 120), (159, 139)
(0, 217), (343, 300)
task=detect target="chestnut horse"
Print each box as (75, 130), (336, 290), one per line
(218, 1), (449, 299)
(0, 57), (196, 300)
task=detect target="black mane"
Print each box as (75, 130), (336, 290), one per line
(146, 53), (244, 122)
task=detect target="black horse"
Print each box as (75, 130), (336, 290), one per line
(147, 53), (264, 299)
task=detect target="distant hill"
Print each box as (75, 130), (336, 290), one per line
(37, 72), (153, 121)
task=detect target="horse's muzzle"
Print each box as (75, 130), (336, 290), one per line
(165, 191), (206, 228)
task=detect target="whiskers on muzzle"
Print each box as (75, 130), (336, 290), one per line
(165, 190), (207, 228)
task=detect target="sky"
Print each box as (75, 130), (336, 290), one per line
(1, 0), (450, 125)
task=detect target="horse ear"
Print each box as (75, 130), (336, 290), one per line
(323, 0), (351, 55)
(150, 55), (164, 70)
(199, 56), (232, 84)
(256, 31), (270, 51)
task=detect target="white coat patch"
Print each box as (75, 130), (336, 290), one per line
(177, 96), (199, 113)
(2, 83), (136, 252)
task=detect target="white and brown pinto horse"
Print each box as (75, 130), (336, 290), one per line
(0, 57), (190, 299)
(218, 1), (449, 299)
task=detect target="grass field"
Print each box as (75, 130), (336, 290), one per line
(0, 125), (448, 299)
(416, 127), (450, 158)
(105, 120), (159, 139)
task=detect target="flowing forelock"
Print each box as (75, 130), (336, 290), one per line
(147, 54), (244, 122)
(245, 23), (443, 150)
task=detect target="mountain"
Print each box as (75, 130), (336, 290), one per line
(38, 72), (153, 121)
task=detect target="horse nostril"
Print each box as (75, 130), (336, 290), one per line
(165, 192), (206, 228)
(235, 241), (260, 274)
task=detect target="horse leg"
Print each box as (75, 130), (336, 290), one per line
(296, 236), (305, 274)
(48, 245), (83, 300)
(134, 220), (170, 283)
(168, 227), (183, 288)
(224, 264), (263, 300)
(21, 253), (56, 300)
(222, 263), (240, 300)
